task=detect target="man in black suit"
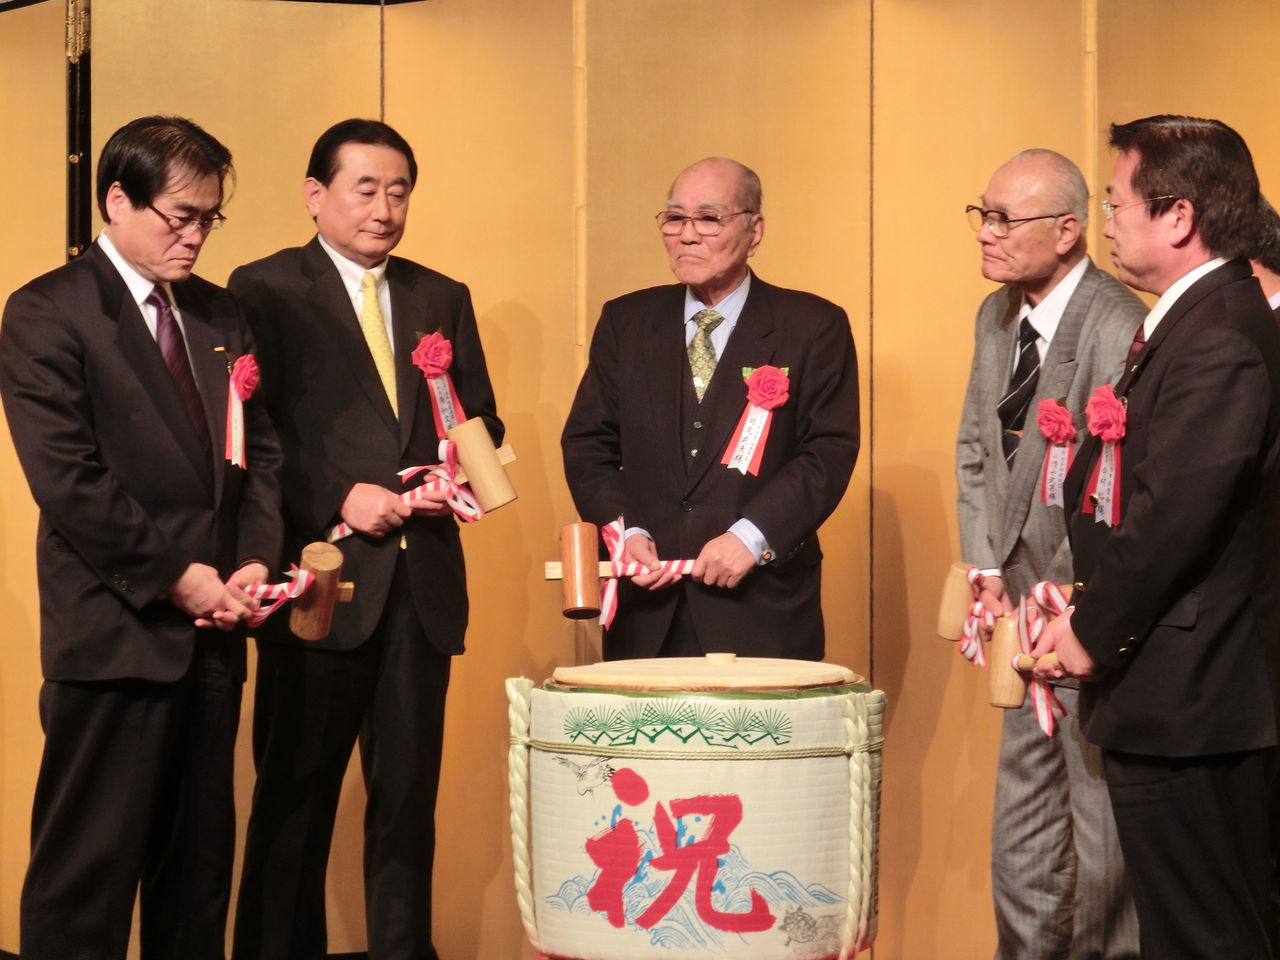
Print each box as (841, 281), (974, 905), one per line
(562, 157), (859, 660)
(230, 119), (502, 960)
(0, 116), (282, 960)
(1035, 115), (1280, 958)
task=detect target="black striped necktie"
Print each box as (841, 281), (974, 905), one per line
(997, 317), (1040, 467)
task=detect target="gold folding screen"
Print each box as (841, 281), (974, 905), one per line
(4, 1), (1280, 957)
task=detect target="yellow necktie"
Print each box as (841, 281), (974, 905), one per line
(360, 271), (397, 418)
(688, 308), (724, 402)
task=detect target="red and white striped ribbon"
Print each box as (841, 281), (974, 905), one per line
(607, 559), (696, 578)
(243, 564), (315, 627)
(327, 441), (483, 542)
(598, 516), (695, 629)
(959, 566), (993, 668)
(599, 517), (627, 630)
(1018, 581), (1070, 737)
(396, 440), (483, 523)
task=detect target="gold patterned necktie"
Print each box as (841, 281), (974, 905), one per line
(360, 271), (398, 418)
(688, 308), (724, 402)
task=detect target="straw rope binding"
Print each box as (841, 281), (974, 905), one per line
(505, 677), (540, 952)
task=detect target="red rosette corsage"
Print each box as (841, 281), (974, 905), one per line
(230, 353), (259, 402)
(411, 332), (466, 439)
(412, 330), (453, 379)
(1083, 384), (1125, 525)
(1036, 398), (1076, 506)
(745, 364), (790, 410)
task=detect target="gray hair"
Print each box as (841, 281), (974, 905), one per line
(1010, 148), (1089, 229)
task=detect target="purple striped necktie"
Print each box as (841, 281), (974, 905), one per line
(147, 285), (211, 461)
(1126, 321), (1146, 369)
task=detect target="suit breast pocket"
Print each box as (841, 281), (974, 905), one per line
(1155, 591), (1198, 629)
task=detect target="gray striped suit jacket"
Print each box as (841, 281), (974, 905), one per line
(957, 258), (1146, 599)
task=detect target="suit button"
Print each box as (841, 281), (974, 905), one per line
(1088, 493), (1101, 505)
(690, 448), (699, 458)
(1073, 581), (1086, 592)
(693, 420), (704, 429)
(681, 500), (693, 512)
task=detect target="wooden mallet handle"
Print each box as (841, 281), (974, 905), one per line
(289, 542), (355, 641)
(544, 561), (615, 579)
(453, 442), (515, 486)
(1012, 651), (1060, 672)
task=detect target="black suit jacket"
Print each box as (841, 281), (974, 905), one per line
(561, 275), (859, 660)
(1064, 258), (1280, 756)
(0, 242), (283, 682)
(228, 237), (502, 654)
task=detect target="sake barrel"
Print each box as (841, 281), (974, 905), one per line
(506, 654), (884, 959)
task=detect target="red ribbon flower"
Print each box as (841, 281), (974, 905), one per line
(1036, 398), (1075, 445)
(745, 365), (790, 410)
(1085, 384), (1126, 442)
(412, 331), (453, 378)
(230, 353), (259, 401)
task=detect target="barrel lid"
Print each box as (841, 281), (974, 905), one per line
(550, 653), (859, 691)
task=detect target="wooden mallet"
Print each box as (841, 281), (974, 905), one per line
(288, 542), (355, 641)
(987, 585), (1072, 708)
(545, 522), (609, 620)
(446, 417), (517, 512)
(543, 522), (696, 620)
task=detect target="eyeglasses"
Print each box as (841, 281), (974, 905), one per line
(1100, 195), (1178, 219)
(656, 210), (754, 237)
(147, 203), (227, 236)
(965, 205), (1067, 238)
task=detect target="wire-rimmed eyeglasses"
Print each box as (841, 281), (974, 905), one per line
(965, 205), (1067, 238)
(1100, 196), (1178, 219)
(656, 210), (754, 237)
(147, 203), (227, 236)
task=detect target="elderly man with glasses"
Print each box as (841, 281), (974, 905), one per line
(956, 149), (1144, 960)
(562, 156), (858, 661)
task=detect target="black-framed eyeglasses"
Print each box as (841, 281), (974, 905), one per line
(147, 203), (227, 236)
(656, 209), (754, 237)
(965, 205), (1067, 238)
(1100, 195), (1178, 219)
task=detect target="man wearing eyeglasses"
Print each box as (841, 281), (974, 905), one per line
(956, 149), (1145, 960)
(1034, 115), (1280, 958)
(0, 116), (283, 960)
(562, 157), (858, 660)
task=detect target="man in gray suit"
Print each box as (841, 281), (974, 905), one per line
(956, 149), (1143, 959)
